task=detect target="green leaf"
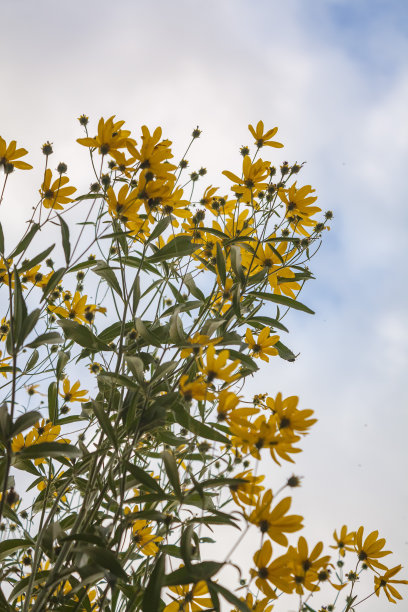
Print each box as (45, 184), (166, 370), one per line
(20, 308), (41, 344)
(169, 312), (186, 344)
(56, 350), (70, 379)
(207, 582), (221, 612)
(12, 411), (41, 437)
(85, 547), (128, 582)
(180, 524), (199, 567)
(148, 216), (172, 242)
(216, 242), (226, 286)
(58, 214), (71, 264)
(135, 318), (162, 347)
(184, 273), (205, 301)
(172, 404), (230, 444)
(124, 461), (164, 494)
(26, 331), (64, 349)
(98, 321), (134, 344)
(92, 260), (123, 297)
(92, 401), (117, 449)
(248, 291), (315, 314)
(141, 554), (165, 612)
(58, 319), (109, 351)
(0, 538), (32, 561)
(228, 349), (258, 374)
(244, 315), (289, 333)
(163, 561), (223, 585)
(48, 381), (58, 423)
(230, 245), (245, 284)
(161, 451), (181, 498)
(18, 244), (55, 274)
(41, 267), (66, 301)
(132, 273), (141, 314)
(208, 583), (251, 612)
(125, 356), (144, 383)
(24, 349), (39, 372)
(13, 269), (27, 349)
(8, 223), (39, 259)
(147, 235), (199, 263)
(98, 371), (140, 391)
(0, 222), (4, 254)
(275, 340), (296, 362)
(15, 441), (81, 460)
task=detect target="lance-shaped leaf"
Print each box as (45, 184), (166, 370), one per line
(41, 267), (66, 301)
(58, 214), (71, 264)
(85, 547), (128, 582)
(91, 260), (122, 297)
(92, 401), (117, 449)
(216, 242), (226, 286)
(0, 538), (33, 561)
(12, 411), (41, 437)
(18, 244), (55, 274)
(124, 461), (164, 494)
(15, 441), (81, 460)
(8, 223), (39, 259)
(230, 245), (245, 284)
(135, 318), (162, 347)
(172, 404), (230, 444)
(147, 216), (172, 242)
(147, 235), (199, 263)
(58, 319), (109, 351)
(141, 554), (165, 612)
(48, 381), (58, 423)
(163, 561), (223, 585)
(248, 291), (315, 314)
(208, 583), (251, 612)
(162, 450), (181, 498)
(26, 331), (64, 349)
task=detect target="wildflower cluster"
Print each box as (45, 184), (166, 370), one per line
(0, 118), (404, 612)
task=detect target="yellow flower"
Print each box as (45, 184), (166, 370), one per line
(245, 327), (279, 362)
(0, 136), (32, 171)
(265, 393), (317, 437)
(216, 389), (258, 425)
(374, 565), (408, 604)
(330, 525), (355, 557)
(59, 378), (88, 403)
(223, 156), (270, 203)
(278, 183), (321, 237)
(250, 241), (300, 298)
(286, 536), (331, 595)
(199, 344), (240, 385)
(354, 526), (391, 571)
(0, 317), (10, 341)
(128, 125), (176, 179)
(106, 184), (141, 222)
(248, 489), (303, 547)
(231, 593), (274, 612)
(132, 519), (162, 556)
(250, 539), (294, 599)
(40, 169), (76, 210)
(179, 375), (213, 402)
(229, 469), (264, 507)
(0, 350), (12, 377)
(77, 115), (134, 161)
(49, 291), (105, 325)
(164, 580), (212, 612)
(180, 333), (221, 359)
(248, 121), (284, 149)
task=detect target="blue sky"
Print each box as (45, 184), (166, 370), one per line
(1, 0), (407, 609)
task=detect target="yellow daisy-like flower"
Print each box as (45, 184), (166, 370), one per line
(0, 350), (12, 378)
(0, 317), (10, 341)
(330, 525), (355, 557)
(49, 291), (105, 325)
(216, 389), (258, 425)
(248, 489), (303, 547)
(374, 564), (408, 604)
(354, 526), (392, 571)
(278, 182), (321, 237)
(164, 580), (212, 612)
(0, 136), (32, 171)
(77, 115), (134, 161)
(179, 375), (213, 402)
(229, 469), (265, 507)
(199, 344), (240, 385)
(231, 593), (274, 612)
(132, 519), (163, 556)
(250, 539), (294, 599)
(180, 333), (221, 359)
(245, 327), (279, 362)
(286, 536), (331, 595)
(223, 156), (270, 203)
(59, 378), (88, 403)
(265, 393), (317, 437)
(40, 169), (76, 210)
(248, 121), (284, 149)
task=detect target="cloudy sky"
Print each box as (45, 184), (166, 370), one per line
(2, 0), (408, 609)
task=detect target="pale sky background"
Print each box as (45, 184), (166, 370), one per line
(1, 0), (408, 610)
